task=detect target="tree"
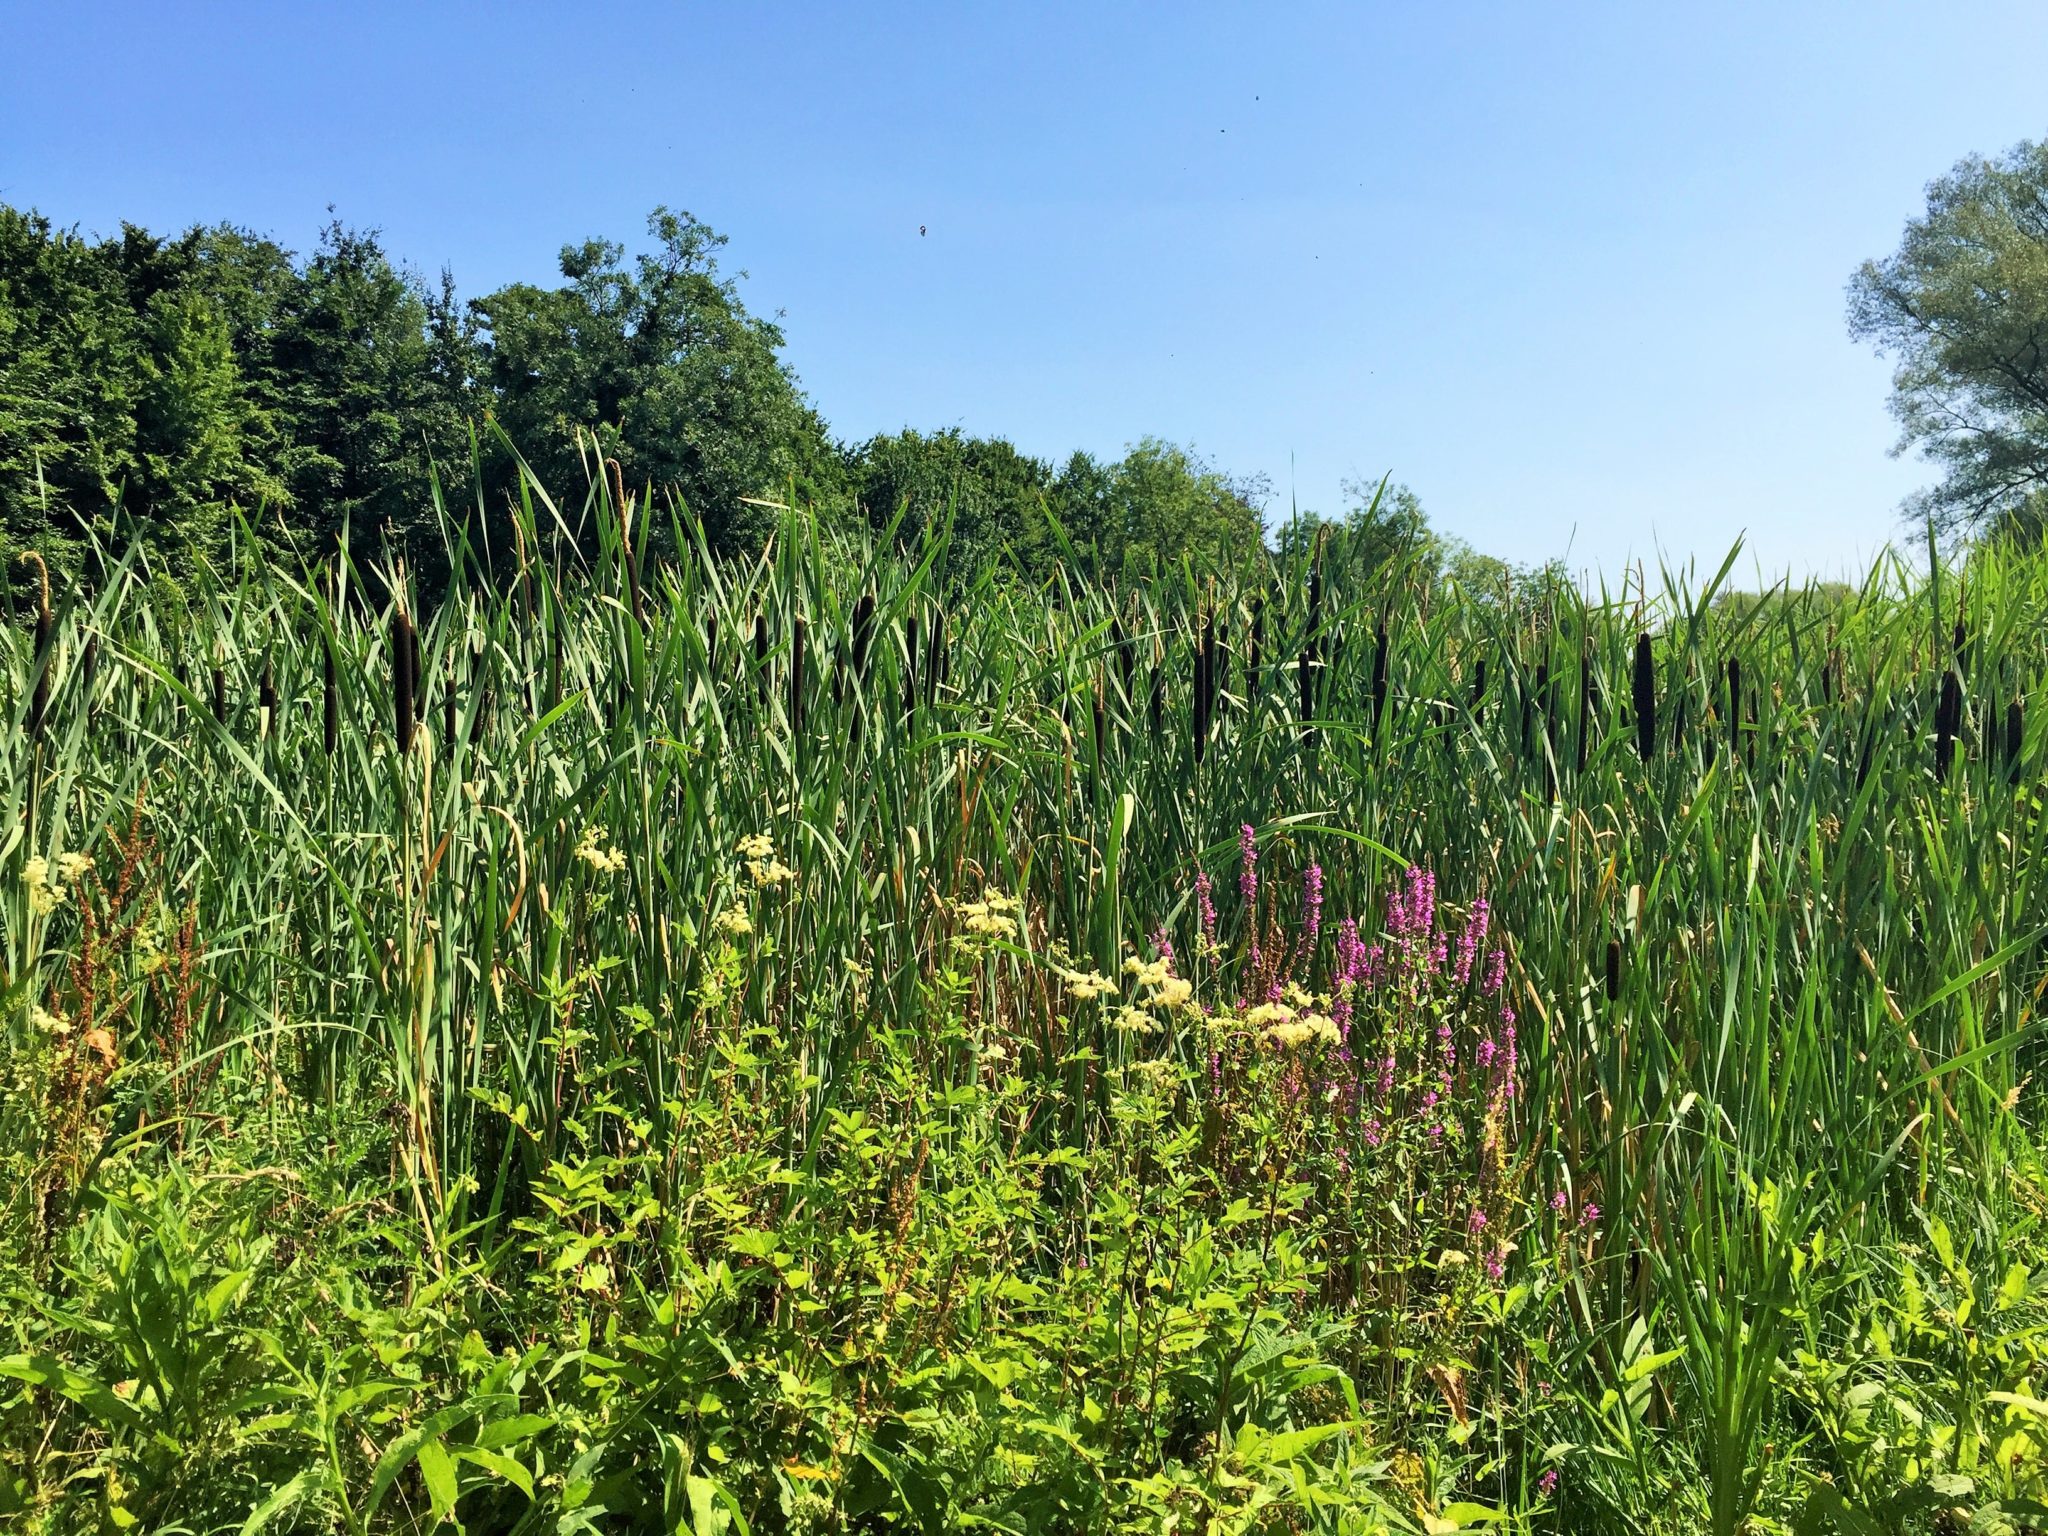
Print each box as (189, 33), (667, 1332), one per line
(1849, 137), (2048, 542)
(1095, 438), (1267, 578)
(850, 428), (1052, 572)
(473, 208), (833, 556)
(1274, 476), (1433, 587)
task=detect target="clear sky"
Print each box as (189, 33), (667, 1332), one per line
(5, 2), (2046, 583)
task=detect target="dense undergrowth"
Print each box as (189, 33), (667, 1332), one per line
(5, 474), (2048, 1532)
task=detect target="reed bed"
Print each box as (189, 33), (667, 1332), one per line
(4, 474), (2048, 1532)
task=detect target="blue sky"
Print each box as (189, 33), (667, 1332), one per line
(5, 2), (2046, 582)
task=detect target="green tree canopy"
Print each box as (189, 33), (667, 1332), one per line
(473, 208), (838, 557)
(1850, 137), (2048, 542)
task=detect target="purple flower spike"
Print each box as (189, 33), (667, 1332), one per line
(1239, 824), (1258, 905)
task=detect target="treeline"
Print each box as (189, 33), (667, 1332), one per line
(0, 201), (1522, 599)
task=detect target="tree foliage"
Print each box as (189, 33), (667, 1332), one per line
(1850, 137), (2048, 542)
(1, 197), (1452, 596)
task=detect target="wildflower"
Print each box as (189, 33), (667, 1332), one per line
(1111, 1006), (1159, 1035)
(1483, 947), (1507, 995)
(1484, 1248), (1506, 1282)
(1550, 1191), (1569, 1213)
(56, 851), (92, 884)
(1538, 1469), (1559, 1497)
(1476, 1038), (1498, 1069)
(1363, 1118), (1384, 1147)
(33, 1005), (71, 1035)
(1467, 1208), (1488, 1233)
(1579, 1202), (1600, 1228)
(738, 833), (795, 887)
(1149, 924), (1173, 965)
(23, 857), (62, 915)
(1062, 968), (1118, 1003)
(957, 891), (1020, 939)
(1301, 863), (1324, 945)
(574, 825), (627, 874)
(1238, 824), (1258, 904)
(1455, 897), (1489, 985)
(1195, 869), (1217, 944)
(714, 904), (753, 937)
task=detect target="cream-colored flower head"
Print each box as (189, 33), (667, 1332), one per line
(574, 825), (627, 874)
(1060, 968), (1118, 1003)
(23, 857), (62, 915)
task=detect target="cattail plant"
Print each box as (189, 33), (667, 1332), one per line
(1936, 667), (1961, 783)
(79, 633), (98, 732)
(754, 612), (770, 704)
(258, 657), (277, 739)
(903, 611), (920, 722)
(1248, 596), (1264, 705)
(393, 605), (417, 754)
(851, 590), (877, 685)
(1149, 655), (1165, 743)
(212, 663), (227, 726)
(1369, 617), (1390, 747)
(790, 615), (808, 738)
(1577, 642), (1594, 775)
(443, 666), (458, 753)
(925, 606), (947, 709)
(323, 640), (339, 758)
(1195, 608), (1215, 764)
(1726, 656), (1742, 762)
(1632, 633), (1656, 763)
(1605, 938), (1622, 1004)
(24, 553), (51, 743)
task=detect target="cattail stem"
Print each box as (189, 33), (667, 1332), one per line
(1633, 634), (1656, 763)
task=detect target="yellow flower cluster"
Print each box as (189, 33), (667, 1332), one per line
(22, 851), (92, 915)
(574, 825), (627, 874)
(714, 904), (754, 938)
(955, 888), (1020, 939)
(1060, 967), (1118, 1003)
(738, 833), (796, 888)
(1124, 955), (1193, 1012)
(1111, 1005), (1159, 1035)
(1243, 998), (1342, 1049)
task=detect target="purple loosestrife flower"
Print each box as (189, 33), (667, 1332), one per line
(1456, 897), (1490, 986)
(1302, 863), (1324, 946)
(1483, 947), (1507, 995)
(1364, 1118), (1384, 1147)
(1239, 824), (1258, 905)
(1551, 1190), (1569, 1213)
(1476, 1039), (1498, 1069)
(1538, 1469), (1559, 1497)
(1195, 869), (1217, 944)
(1467, 1208), (1488, 1234)
(1379, 1055), (1395, 1096)
(1151, 925), (1173, 965)
(1484, 1249), (1506, 1282)
(1579, 1202), (1600, 1228)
